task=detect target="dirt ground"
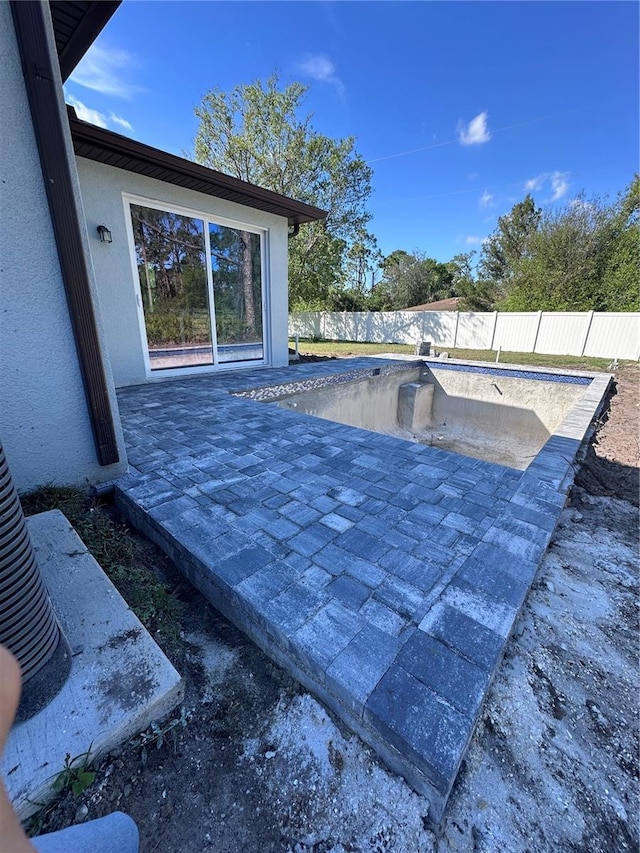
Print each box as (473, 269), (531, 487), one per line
(31, 365), (639, 852)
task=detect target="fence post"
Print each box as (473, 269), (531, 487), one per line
(580, 310), (595, 356)
(489, 311), (499, 351)
(453, 312), (460, 349)
(532, 311), (543, 353)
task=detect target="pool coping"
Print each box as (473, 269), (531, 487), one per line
(113, 357), (612, 821)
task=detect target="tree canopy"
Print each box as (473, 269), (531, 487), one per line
(457, 177), (639, 313)
(193, 75), (376, 310)
(193, 80), (636, 315)
(370, 251), (454, 310)
(496, 178), (639, 312)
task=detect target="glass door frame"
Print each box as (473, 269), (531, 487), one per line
(123, 192), (270, 378)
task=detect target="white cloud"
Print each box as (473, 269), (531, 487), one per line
(65, 93), (133, 133)
(109, 113), (133, 131)
(457, 111), (491, 146)
(65, 94), (108, 128)
(549, 171), (570, 201)
(479, 190), (494, 208)
(465, 235), (484, 245)
(524, 171), (571, 201)
(69, 43), (141, 99)
(524, 175), (544, 192)
(296, 54), (345, 97)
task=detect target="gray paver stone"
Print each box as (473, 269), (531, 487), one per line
(334, 527), (390, 562)
(396, 630), (490, 719)
(212, 544), (274, 587)
(365, 664), (470, 796)
(320, 512), (355, 533)
(235, 560), (302, 611)
(374, 577), (424, 621)
(289, 523), (337, 557)
(261, 581), (325, 644)
(360, 598), (406, 637)
(326, 623), (401, 714)
(419, 602), (504, 672)
(326, 574), (371, 610)
(454, 546), (531, 608)
(290, 601), (365, 679)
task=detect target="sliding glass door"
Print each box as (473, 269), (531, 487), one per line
(129, 200), (265, 373)
(209, 223), (263, 363)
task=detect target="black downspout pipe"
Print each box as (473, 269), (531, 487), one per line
(0, 443), (71, 721)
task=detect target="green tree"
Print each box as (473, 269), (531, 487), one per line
(446, 252), (485, 311)
(602, 176), (640, 311)
(479, 194), (542, 305)
(503, 179), (639, 312)
(193, 75), (374, 309)
(373, 251), (454, 310)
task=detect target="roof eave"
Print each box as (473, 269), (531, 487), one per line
(51, 1), (122, 81)
(69, 111), (327, 226)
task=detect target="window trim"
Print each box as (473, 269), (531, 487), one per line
(122, 192), (270, 378)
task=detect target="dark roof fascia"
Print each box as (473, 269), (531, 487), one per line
(11, 0), (120, 466)
(69, 112), (328, 226)
(51, 0), (122, 81)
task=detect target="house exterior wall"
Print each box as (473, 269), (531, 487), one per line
(0, 2), (127, 492)
(76, 158), (291, 387)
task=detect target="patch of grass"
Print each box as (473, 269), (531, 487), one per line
(133, 706), (190, 765)
(51, 750), (96, 798)
(21, 486), (183, 646)
(289, 339), (618, 372)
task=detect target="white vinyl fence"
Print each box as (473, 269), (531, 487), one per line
(289, 311), (640, 361)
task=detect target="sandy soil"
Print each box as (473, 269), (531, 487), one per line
(31, 366), (639, 852)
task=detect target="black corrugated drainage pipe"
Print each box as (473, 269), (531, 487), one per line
(0, 444), (71, 721)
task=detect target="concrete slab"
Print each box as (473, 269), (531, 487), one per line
(2, 510), (183, 817)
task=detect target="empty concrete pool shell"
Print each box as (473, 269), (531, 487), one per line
(245, 361), (592, 470)
(114, 356), (611, 821)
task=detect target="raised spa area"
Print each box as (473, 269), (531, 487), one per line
(114, 356), (611, 821)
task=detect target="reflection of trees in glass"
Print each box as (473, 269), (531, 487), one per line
(209, 224), (262, 344)
(130, 205), (211, 346)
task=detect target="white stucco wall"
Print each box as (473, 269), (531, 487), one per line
(0, 2), (127, 492)
(76, 158), (290, 387)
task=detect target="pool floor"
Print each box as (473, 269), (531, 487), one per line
(114, 357), (610, 821)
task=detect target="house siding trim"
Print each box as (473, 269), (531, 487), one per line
(11, 0), (119, 466)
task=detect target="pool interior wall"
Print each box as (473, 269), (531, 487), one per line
(114, 357), (611, 823)
(266, 362), (588, 470)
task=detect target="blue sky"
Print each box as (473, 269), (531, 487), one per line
(65, 1), (639, 265)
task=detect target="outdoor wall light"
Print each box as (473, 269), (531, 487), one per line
(97, 224), (112, 243)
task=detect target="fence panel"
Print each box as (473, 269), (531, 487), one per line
(583, 313), (640, 360)
(493, 313), (540, 352)
(367, 312), (397, 343)
(421, 312), (458, 347)
(322, 312), (354, 341)
(288, 312), (320, 339)
(393, 311), (427, 344)
(288, 311), (639, 360)
(349, 312), (370, 342)
(535, 313), (591, 355)
(454, 312), (495, 349)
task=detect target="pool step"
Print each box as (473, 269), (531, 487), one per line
(398, 381), (435, 431)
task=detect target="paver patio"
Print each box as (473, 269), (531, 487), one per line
(114, 357), (610, 820)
